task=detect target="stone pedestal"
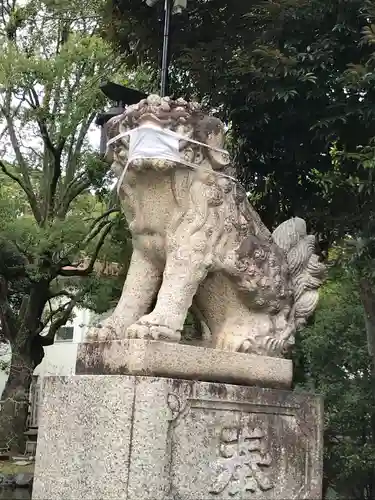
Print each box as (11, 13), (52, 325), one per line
(32, 345), (323, 500)
(75, 339), (293, 388)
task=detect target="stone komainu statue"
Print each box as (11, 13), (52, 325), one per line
(87, 95), (326, 357)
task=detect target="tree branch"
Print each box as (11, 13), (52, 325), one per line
(48, 156), (62, 221)
(62, 109), (96, 193)
(82, 219), (112, 248)
(59, 171), (86, 201)
(0, 277), (18, 342)
(1, 97), (42, 224)
(0, 124), (9, 145)
(0, 160), (42, 223)
(18, 296), (29, 325)
(28, 88), (65, 222)
(38, 302), (69, 333)
(0, 94), (26, 150)
(57, 176), (90, 217)
(35, 113), (57, 155)
(68, 112), (96, 174)
(48, 290), (76, 300)
(83, 207), (119, 225)
(56, 208), (117, 269)
(58, 222), (114, 277)
(39, 289), (86, 346)
(0, 160), (28, 192)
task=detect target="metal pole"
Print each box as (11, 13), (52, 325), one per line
(160, 0), (173, 97)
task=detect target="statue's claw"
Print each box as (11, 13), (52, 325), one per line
(126, 319), (181, 343)
(85, 325), (119, 343)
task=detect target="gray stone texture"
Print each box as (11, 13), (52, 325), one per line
(32, 375), (322, 500)
(76, 339), (293, 389)
(87, 96), (326, 360)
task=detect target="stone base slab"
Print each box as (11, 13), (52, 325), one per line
(76, 339), (293, 389)
(32, 375), (322, 500)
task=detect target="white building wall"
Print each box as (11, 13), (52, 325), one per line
(0, 345), (10, 399)
(0, 372), (7, 395)
(34, 306), (93, 377)
(0, 306), (95, 396)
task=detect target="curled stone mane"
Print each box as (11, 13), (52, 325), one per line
(105, 95), (231, 174)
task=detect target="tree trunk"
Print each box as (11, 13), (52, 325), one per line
(0, 346), (35, 454)
(0, 281), (47, 454)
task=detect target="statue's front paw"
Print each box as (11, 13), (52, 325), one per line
(85, 316), (131, 342)
(85, 325), (119, 342)
(149, 325), (181, 342)
(126, 323), (153, 340)
(126, 316), (181, 343)
(238, 335), (286, 357)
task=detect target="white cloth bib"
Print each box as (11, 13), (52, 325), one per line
(107, 123), (236, 192)
(128, 125), (181, 164)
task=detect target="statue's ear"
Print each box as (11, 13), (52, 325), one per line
(104, 115), (128, 177)
(105, 114), (130, 167)
(195, 115), (230, 170)
(104, 116), (119, 163)
(106, 115), (122, 143)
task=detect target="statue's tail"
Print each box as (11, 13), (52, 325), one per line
(272, 217), (326, 343)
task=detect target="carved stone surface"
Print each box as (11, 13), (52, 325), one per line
(76, 339), (293, 388)
(32, 375), (323, 500)
(87, 95), (326, 360)
(209, 425), (274, 496)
